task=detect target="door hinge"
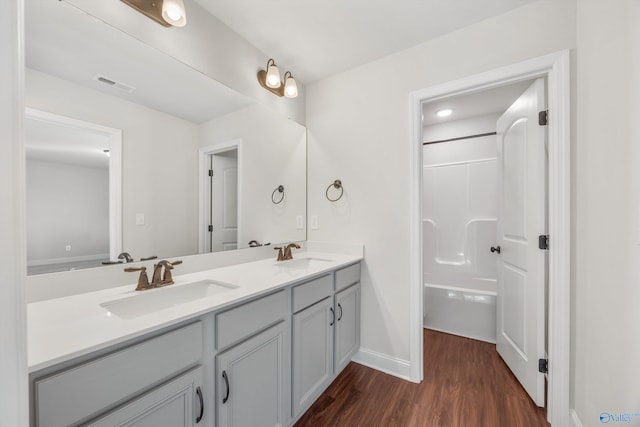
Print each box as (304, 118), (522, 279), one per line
(538, 110), (548, 126)
(538, 358), (549, 374)
(208, 225), (213, 232)
(208, 169), (213, 177)
(538, 234), (549, 250)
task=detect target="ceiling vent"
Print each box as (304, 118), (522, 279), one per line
(94, 74), (135, 93)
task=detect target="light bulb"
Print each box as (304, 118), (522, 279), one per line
(266, 62), (281, 88)
(284, 73), (298, 98)
(162, 0), (186, 27)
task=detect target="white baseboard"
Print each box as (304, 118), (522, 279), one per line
(27, 253), (109, 267)
(570, 409), (584, 427)
(351, 347), (412, 381)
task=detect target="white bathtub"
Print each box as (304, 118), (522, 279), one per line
(423, 283), (496, 343)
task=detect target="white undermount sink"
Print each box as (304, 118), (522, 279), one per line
(100, 279), (238, 319)
(275, 257), (333, 269)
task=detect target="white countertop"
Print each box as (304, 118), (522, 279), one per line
(28, 251), (362, 373)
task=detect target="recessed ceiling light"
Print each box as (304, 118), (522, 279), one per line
(436, 109), (453, 118)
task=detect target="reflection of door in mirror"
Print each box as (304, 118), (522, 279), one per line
(209, 149), (238, 252)
(25, 109), (122, 275)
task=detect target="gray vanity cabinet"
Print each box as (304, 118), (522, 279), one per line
(215, 321), (288, 427)
(334, 283), (361, 374)
(291, 296), (334, 417)
(87, 366), (205, 427)
(31, 321), (205, 427)
(214, 289), (289, 427)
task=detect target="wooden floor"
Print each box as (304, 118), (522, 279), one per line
(295, 329), (549, 427)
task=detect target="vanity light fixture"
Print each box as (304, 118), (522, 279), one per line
(436, 108), (453, 118)
(283, 72), (298, 98)
(121, 0), (186, 27)
(257, 59), (299, 98)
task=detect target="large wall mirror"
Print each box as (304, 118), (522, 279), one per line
(25, 0), (307, 275)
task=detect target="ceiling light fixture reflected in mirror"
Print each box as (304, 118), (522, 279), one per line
(257, 58), (298, 98)
(265, 59), (281, 88)
(121, 0), (186, 27)
(436, 108), (453, 118)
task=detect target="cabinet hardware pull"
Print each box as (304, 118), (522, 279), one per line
(337, 303), (343, 321)
(196, 386), (204, 423)
(330, 307), (335, 326)
(222, 370), (230, 404)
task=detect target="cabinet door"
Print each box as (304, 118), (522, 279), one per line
(292, 297), (334, 418)
(88, 366), (205, 427)
(335, 283), (361, 374)
(216, 321), (288, 427)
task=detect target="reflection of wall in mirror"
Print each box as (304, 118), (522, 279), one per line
(26, 68), (200, 261)
(26, 159), (109, 272)
(200, 104), (307, 248)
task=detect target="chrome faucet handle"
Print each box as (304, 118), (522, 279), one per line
(125, 266), (151, 291)
(274, 247), (285, 261)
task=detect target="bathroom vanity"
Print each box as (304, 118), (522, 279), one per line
(28, 253), (362, 427)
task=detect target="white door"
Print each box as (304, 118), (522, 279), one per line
(210, 151), (238, 252)
(495, 78), (547, 407)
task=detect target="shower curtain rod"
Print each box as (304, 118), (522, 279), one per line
(423, 131), (497, 145)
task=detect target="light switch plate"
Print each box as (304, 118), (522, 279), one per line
(310, 215), (319, 230)
(296, 215), (304, 229)
(136, 213), (145, 226)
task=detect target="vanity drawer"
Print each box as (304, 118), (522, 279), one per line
(335, 262), (361, 292)
(216, 289), (288, 350)
(292, 274), (333, 313)
(34, 321), (203, 427)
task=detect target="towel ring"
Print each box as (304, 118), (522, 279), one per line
(325, 179), (344, 202)
(271, 185), (285, 204)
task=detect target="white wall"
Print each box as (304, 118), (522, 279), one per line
(0, 0), (27, 423)
(26, 69), (200, 262)
(573, 1), (640, 425)
(26, 159), (109, 264)
(65, 0), (306, 125)
(306, 0), (575, 378)
(200, 104), (307, 247)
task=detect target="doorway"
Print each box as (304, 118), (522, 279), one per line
(198, 140), (242, 253)
(421, 77), (547, 408)
(24, 108), (122, 273)
(409, 51), (571, 427)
